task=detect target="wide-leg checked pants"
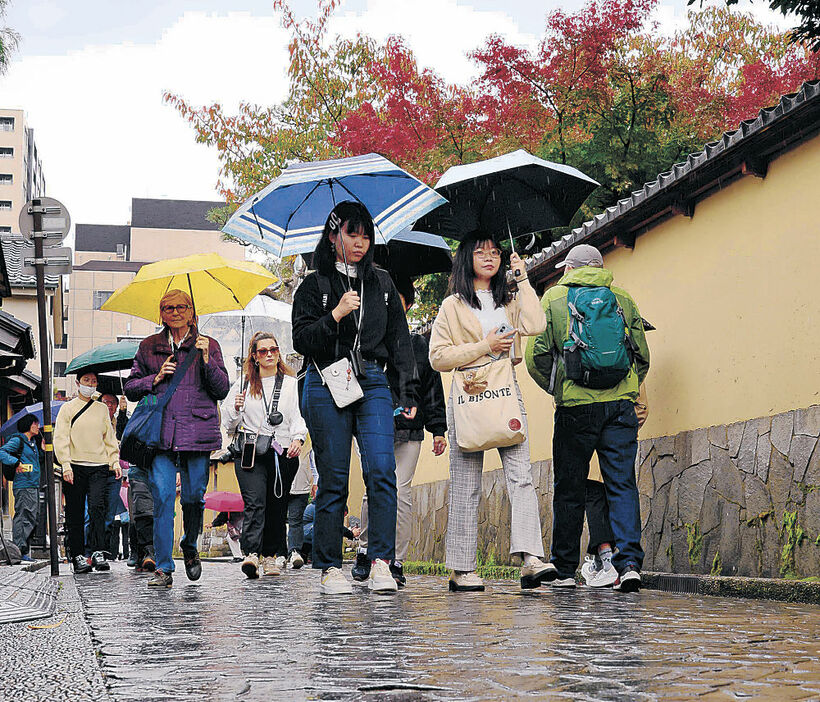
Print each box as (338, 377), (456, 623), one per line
(445, 377), (544, 572)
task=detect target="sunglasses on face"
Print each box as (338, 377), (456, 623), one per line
(255, 346), (279, 356)
(161, 304), (192, 314)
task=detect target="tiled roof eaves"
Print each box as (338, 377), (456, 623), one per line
(526, 80), (820, 285)
(0, 236), (62, 289)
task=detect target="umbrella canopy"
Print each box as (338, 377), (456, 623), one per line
(100, 253), (277, 324)
(199, 295), (292, 323)
(416, 149), (599, 242)
(373, 228), (452, 278)
(1, 401), (65, 438)
(221, 153), (448, 258)
(65, 340), (141, 376)
(204, 491), (245, 513)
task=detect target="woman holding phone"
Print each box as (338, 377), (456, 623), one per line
(292, 200), (419, 596)
(222, 332), (307, 578)
(429, 234), (551, 593)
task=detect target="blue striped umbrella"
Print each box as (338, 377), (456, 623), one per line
(221, 153), (447, 258)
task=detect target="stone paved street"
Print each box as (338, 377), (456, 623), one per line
(70, 561), (820, 701)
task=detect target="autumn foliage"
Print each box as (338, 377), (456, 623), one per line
(166, 0), (820, 226)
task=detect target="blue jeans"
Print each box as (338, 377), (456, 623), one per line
(551, 399), (643, 577)
(149, 451), (209, 573)
(302, 362), (396, 570)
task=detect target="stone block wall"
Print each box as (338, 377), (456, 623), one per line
(408, 405), (820, 578)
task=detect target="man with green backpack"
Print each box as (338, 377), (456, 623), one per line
(525, 244), (650, 592)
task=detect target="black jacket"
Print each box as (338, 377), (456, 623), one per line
(292, 269), (419, 410)
(390, 334), (446, 442)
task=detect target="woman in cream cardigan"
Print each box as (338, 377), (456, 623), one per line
(429, 235), (556, 592)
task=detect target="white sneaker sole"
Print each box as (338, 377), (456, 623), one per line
(368, 578), (398, 594)
(588, 570), (618, 588)
(320, 582), (353, 594)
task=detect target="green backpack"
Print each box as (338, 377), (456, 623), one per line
(562, 285), (635, 389)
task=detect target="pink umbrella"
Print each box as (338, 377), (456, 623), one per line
(204, 491), (245, 512)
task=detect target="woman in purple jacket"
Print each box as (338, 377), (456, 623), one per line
(125, 289), (230, 589)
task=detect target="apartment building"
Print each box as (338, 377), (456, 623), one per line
(55, 198), (246, 393)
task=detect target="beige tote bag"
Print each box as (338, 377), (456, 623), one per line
(452, 359), (525, 452)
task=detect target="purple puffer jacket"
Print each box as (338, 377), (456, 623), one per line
(124, 328), (230, 452)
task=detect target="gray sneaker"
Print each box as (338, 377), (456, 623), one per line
(552, 577), (577, 588)
(147, 570), (173, 589)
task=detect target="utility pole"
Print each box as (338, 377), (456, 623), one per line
(19, 197), (72, 577)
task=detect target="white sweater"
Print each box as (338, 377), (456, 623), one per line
(222, 375), (307, 445)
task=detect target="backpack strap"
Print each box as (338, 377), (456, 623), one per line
(155, 346), (199, 411)
(70, 399), (95, 428)
(316, 274), (332, 313)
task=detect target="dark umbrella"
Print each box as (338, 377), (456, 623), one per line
(416, 149), (599, 246)
(1, 401), (65, 438)
(373, 229), (452, 278)
(65, 341), (140, 376)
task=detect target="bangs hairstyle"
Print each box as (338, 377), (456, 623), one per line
(448, 234), (512, 310)
(159, 289), (198, 329)
(243, 331), (294, 398)
(312, 200), (377, 280)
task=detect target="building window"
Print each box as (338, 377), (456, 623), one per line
(0, 174), (11, 185)
(0, 147), (11, 158)
(0, 117), (13, 132)
(93, 290), (113, 310)
(0, 201), (11, 210)
(54, 361), (67, 377)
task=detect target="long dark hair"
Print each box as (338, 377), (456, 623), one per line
(448, 234), (512, 310)
(312, 200), (377, 280)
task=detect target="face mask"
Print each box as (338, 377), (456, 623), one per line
(78, 383), (95, 398)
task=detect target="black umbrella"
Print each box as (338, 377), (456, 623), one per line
(373, 229), (452, 278)
(416, 149), (599, 246)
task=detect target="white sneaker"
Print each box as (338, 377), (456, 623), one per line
(552, 577), (577, 588)
(588, 560), (618, 588)
(368, 559), (398, 593)
(580, 554), (601, 585)
(288, 550), (304, 570)
(320, 567), (353, 594)
(261, 556), (280, 576)
(274, 556), (286, 572)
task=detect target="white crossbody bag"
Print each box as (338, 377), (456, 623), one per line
(314, 278), (365, 408)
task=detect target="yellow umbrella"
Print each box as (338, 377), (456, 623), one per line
(101, 253), (277, 324)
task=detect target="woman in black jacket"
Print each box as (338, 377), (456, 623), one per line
(292, 201), (418, 596)
(354, 276), (447, 588)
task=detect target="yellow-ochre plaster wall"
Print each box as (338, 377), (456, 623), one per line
(412, 133), (820, 487)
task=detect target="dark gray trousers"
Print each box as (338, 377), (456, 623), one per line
(287, 493), (310, 553)
(12, 487), (39, 555)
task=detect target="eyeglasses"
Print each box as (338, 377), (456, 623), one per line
(473, 248), (501, 260)
(255, 346), (280, 356)
(160, 304), (192, 314)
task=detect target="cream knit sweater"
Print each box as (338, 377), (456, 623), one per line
(53, 398), (119, 469)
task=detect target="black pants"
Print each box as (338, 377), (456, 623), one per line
(109, 522), (129, 559)
(64, 464), (109, 558)
(128, 478), (154, 561)
(585, 479), (615, 554)
(235, 451), (299, 558)
(551, 400), (643, 577)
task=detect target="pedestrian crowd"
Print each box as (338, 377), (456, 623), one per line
(0, 200), (649, 598)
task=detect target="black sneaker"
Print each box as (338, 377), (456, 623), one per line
(72, 555), (92, 574)
(147, 570), (173, 589)
(91, 551), (110, 571)
(390, 561), (406, 588)
(126, 553), (138, 568)
(351, 552), (371, 582)
(183, 551), (202, 581)
(613, 566), (641, 593)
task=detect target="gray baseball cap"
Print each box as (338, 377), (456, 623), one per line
(555, 243), (603, 269)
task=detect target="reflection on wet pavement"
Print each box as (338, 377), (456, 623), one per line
(76, 562), (820, 701)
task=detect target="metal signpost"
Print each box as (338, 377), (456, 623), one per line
(18, 197), (72, 577)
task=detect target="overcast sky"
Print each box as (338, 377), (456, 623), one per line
(0, 0), (793, 229)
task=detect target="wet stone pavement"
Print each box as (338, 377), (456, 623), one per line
(74, 561), (820, 702)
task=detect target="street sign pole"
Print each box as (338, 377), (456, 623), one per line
(32, 209), (60, 576)
(20, 197), (72, 578)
